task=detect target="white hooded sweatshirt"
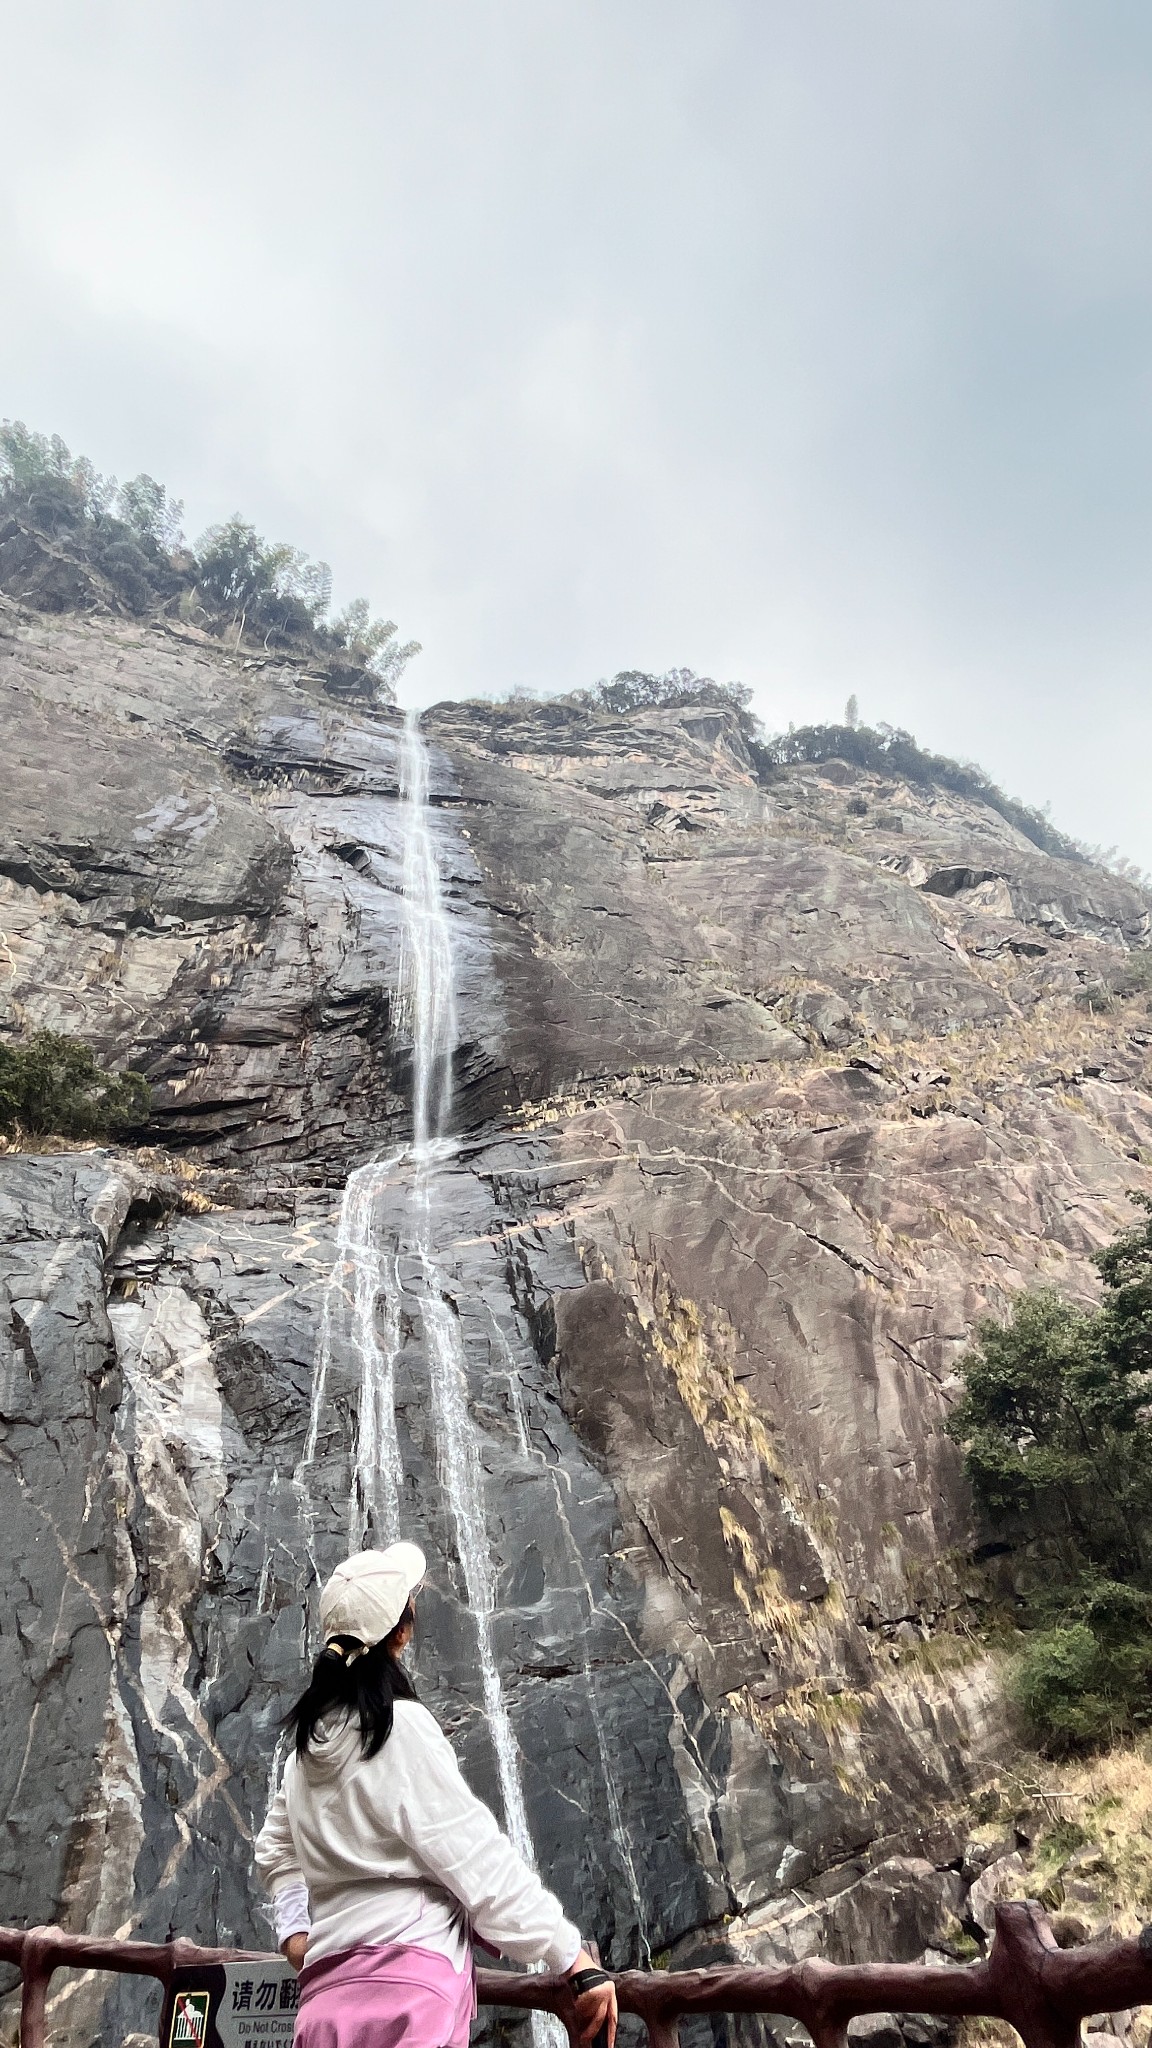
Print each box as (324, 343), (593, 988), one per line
(254, 1700), (583, 1973)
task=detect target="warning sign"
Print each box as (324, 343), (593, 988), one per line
(159, 1959), (298, 2048)
(216, 1962), (300, 2048)
(170, 1990), (211, 2047)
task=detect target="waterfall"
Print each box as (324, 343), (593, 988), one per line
(394, 703), (545, 1880)
(305, 710), (571, 2025)
(397, 711), (457, 1156)
(300, 1157), (405, 1566)
(416, 1273), (539, 1871)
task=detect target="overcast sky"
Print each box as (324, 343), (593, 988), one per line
(2, 2), (1151, 868)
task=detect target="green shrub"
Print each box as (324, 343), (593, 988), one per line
(0, 1030), (150, 1140)
(948, 1196), (1152, 1751)
(1011, 1627), (1114, 1749)
(1010, 1601), (1152, 1753)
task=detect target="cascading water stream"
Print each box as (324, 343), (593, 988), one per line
(299, 1158), (405, 1570)
(303, 711), (573, 2025)
(393, 705), (543, 1876)
(397, 710), (457, 1156)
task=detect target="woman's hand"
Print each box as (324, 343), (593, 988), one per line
(565, 1949), (617, 2048)
(282, 1933), (309, 1975)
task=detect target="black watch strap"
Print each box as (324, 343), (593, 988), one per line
(568, 1968), (611, 1996)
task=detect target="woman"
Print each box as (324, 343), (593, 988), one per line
(256, 1542), (618, 2048)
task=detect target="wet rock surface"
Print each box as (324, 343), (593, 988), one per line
(2, 610), (1152, 2044)
(0, 612), (506, 1161)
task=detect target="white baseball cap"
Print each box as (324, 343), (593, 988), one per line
(318, 1542), (427, 1648)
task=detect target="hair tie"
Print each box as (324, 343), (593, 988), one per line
(324, 1636), (368, 1665)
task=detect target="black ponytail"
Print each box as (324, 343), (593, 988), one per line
(285, 1602), (417, 1761)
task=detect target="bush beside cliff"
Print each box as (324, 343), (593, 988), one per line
(0, 1029), (150, 1142)
(948, 1197), (1152, 1752)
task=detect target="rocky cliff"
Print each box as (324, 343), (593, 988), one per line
(3, 600), (1152, 2046)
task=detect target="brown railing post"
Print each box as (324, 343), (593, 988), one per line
(622, 1976), (682, 2048)
(799, 1958), (853, 2048)
(17, 1928), (55, 2048)
(643, 2017), (682, 2048)
(980, 1901), (1081, 2048)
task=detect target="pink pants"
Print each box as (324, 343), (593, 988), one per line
(295, 1942), (476, 2048)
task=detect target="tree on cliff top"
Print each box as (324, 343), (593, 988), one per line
(193, 516), (333, 641)
(947, 1196), (1152, 1751)
(583, 667), (754, 716)
(190, 519), (419, 691)
(330, 596), (419, 695)
(759, 718), (1085, 861)
(0, 419), (418, 700)
(0, 419), (186, 613)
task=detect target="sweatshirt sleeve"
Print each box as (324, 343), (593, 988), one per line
(254, 1770), (312, 1937)
(378, 1707), (582, 1971)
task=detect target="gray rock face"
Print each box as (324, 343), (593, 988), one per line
(422, 697), (1149, 1089)
(0, 1157), (135, 1946)
(2, 610), (1152, 2044)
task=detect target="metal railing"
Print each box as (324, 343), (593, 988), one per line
(2, 1902), (1150, 2048)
